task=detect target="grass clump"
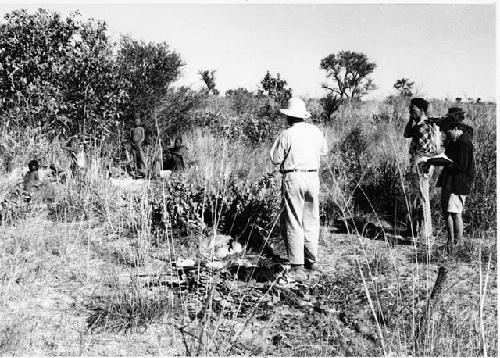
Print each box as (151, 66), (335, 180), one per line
(87, 280), (175, 334)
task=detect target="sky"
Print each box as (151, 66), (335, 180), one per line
(0, 2), (496, 100)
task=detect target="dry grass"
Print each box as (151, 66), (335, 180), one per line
(0, 99), (496, 356)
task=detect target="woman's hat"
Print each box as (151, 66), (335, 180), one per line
(280, 97), (311, 119)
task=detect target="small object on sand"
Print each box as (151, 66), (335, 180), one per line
(215, 246), (230, 259)
(159, 170), (172, 178)
(230, 241), (243, 254)
(205, 261), (226, 270)
(176, 258), (196, 267)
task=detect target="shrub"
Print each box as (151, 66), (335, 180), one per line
(324, 124), (370, 213)
(465, 103), (496, 233)
(225, 88), (256, 115)
(53, 175), (118, 223)
(0, 9), (121, 137)
(87, 280), (174, 334)
(148, 172), (282, 255)
(194, 100), (285, 147)
(152, 87), (207, 139)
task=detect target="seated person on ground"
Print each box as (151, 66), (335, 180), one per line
(166, 137), (187, 171)
(23, 159), (41, 194)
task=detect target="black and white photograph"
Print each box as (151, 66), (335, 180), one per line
(0, 0), (496, 356)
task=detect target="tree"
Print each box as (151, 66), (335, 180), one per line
(0, 9), (121, 137)
(260, 71), (292, 106)
(199, 69), (219, 95)
(116, 36), (184, 121)
(154, 86), (206, 137)
(393, 77), (415, 97)
(225, 88), (254, 115)
(319, 51), (376, 119)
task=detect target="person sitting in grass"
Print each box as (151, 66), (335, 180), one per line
(435, 116), (475, 254)
(168, 136), (187, 171)
(22, 159), (41, 202)
(23, 159), (40, 192)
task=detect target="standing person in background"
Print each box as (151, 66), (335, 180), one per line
(403, 98), (438, 243)
(63, 136), (87, 177)
(130, 112), (146, 178)
(270, 97), (328, 282)
(436, 116), (475, 254)
(162, 136), (172, 170)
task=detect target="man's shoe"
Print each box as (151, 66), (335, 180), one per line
(286, 265), (307, 282)
(304, 262), (316, 270)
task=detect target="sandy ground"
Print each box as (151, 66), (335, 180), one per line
(0, 180), (497, 356)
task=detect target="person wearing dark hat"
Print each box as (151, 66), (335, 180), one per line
(270, 97), (328, 282)
(446, 107), (465, 121)
(442, 107), (473, 138)
(403, 98), (440, 242)
(436, 117), (475, 254)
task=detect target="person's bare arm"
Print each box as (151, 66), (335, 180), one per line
(139, 127), (145, 143)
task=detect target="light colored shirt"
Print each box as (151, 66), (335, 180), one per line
(270, 121), (328, 171)
(130, 126), (145, 144)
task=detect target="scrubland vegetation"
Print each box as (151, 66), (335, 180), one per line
(0, 8), (497, 357)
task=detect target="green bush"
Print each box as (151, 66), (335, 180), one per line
(192, 96), (285, 146)
(465, 104), (496, 233)
(148, 172), (281, 254)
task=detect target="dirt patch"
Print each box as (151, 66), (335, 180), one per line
(0, 209), (496, 356)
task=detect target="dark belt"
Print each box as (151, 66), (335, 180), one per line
(280, 169), (317, 174)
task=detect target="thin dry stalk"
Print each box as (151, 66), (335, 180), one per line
(479, 248), (492, 357)
(357, 257), (387, 355)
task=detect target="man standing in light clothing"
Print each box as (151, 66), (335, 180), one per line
(270, 97), (328, 282)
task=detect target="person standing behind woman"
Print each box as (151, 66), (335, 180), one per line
(403, 98), (438, 243)
(436, 117), (475, 254)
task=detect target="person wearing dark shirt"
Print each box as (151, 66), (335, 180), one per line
(168, 137), (187, 170)
(436, 119), (475, 253)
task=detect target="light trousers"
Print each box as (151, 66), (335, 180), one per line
(280, 172), (320, 266)
(409, 161), (435, 241)
(131, 143), (146, 174)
